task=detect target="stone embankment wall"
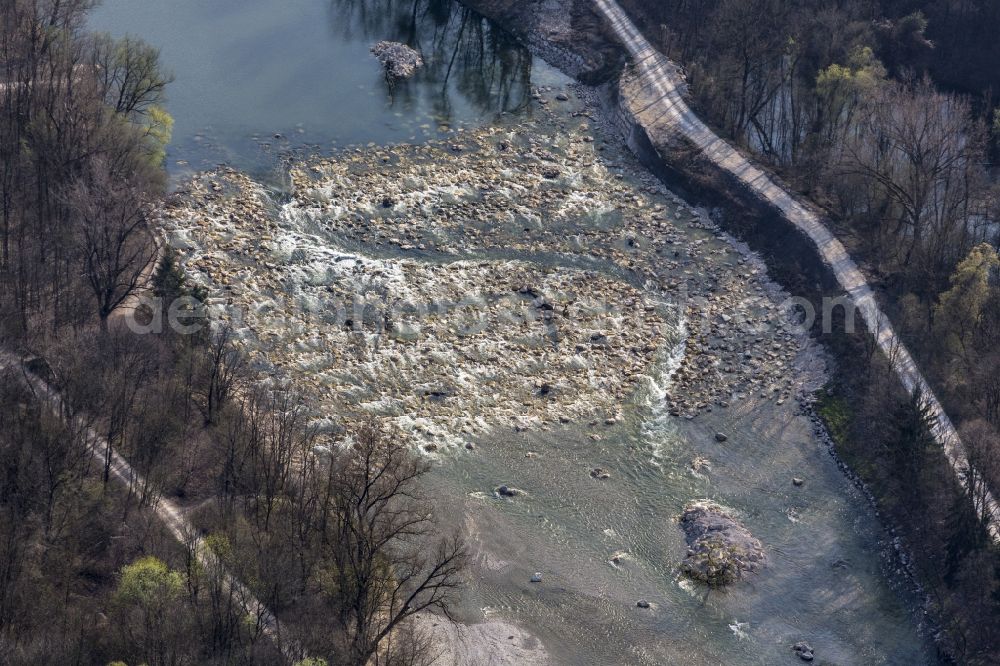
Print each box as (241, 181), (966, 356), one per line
(605, 67), (841, 296)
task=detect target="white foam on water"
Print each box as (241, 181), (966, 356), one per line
(675, 574), (701, 598)
(553, 190), (608, 220)
(638, 306), (688, 465)
(728, 620), (751, 641)
(163, 171), (685, 456)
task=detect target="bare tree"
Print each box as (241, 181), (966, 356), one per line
(837, 78), (988, 280)
(90, 33), (172, 118)
(702, 0), (790, 146)
(328, 424), (465, 666)
(65, 158), (157, 331)
(199, 325), (248, 426)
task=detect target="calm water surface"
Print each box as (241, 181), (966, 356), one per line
(90, 0), (566, 177)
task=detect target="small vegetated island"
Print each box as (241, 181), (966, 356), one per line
(679, 501), (765, 586)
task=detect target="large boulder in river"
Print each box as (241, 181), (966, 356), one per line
(371, 41), (424, 79)
(678, 500), (764, 586)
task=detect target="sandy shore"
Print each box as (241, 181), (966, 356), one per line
(414, 614), (550, 665)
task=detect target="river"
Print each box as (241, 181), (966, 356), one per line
(91, 0), (568, 180)
(91, 0), (935, 663)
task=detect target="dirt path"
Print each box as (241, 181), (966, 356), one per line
(591, 0), (1000, 542)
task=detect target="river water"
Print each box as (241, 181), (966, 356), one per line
(91, 0), (568, 179)
(92, 1), (935, 663)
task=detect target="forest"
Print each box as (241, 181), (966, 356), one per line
(0, 1), (463, 664)
(616, 0), (1000, 661)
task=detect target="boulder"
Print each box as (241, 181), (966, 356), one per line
(793, 642), (815, 661)
(678, 500), (764, 586)
(371, 41), (424, 79)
